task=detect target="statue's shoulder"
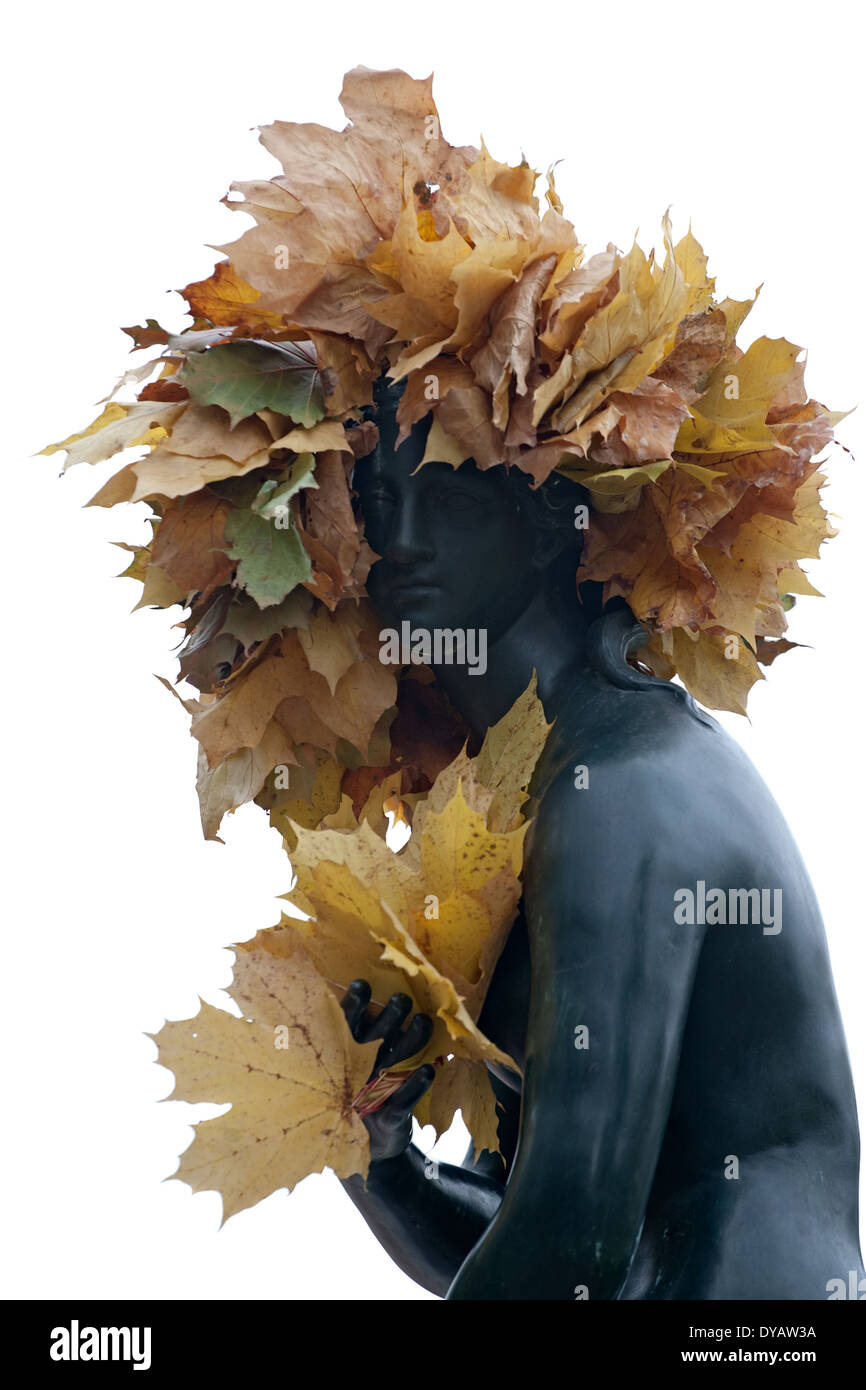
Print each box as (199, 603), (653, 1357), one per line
(535, 606), (752, 796)
(537, 665), (729, 792)
(530, 647), (768, 870)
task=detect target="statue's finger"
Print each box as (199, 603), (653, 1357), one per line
(360, 991), (412, 1045)
(380, 1064), (436, 1121)
(377, 1011), (433, 1069)
(340, 979), (371, 1036)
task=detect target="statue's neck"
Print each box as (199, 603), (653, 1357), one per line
(429, 586), (587, 735)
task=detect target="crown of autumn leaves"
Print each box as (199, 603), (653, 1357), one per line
(45, 65), (844, 841)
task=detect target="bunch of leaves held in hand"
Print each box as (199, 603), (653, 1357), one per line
(150, 681), (549, 1221)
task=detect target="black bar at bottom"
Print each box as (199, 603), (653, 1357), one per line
(2, 1297), (862, 1373)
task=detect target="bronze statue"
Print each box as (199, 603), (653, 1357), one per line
(47, 65), (861, 1306)
(340, 383), (865, 1301)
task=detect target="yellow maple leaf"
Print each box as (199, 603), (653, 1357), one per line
(401, 785), (526, 1002)
(413, 1054), (503, 1162)
(150, 940), (380, 1224)
(180, 261), (284, 329)
(663, 628), (764, 716)
(196, 725), (299, 843)
(373, 905), (517, 1077)
(41, 400), (186, 469)
(676, 337), (805, 455)
(412, 670), (551, 837)
(535, 214), (714, 432)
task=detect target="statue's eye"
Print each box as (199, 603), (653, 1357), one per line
(439, 488), (481, 514)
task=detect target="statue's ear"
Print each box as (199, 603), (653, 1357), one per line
(520, 474), (589, 573)
(530, 528), (568, 571)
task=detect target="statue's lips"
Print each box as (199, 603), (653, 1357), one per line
(387, 580), (442, 602)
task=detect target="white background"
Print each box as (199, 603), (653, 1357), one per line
(2, 0), (864, 1301)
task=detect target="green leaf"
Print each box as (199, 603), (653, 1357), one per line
(223, 508), (313, 609)
(178, 340), (326, 428)
(252, 453), (318, 520)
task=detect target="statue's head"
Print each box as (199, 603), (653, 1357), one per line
(354, 378), (591, 644)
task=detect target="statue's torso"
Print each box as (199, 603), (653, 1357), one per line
(473, 674), (864, 1299)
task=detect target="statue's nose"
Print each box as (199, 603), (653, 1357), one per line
(384, 495), (435, 566)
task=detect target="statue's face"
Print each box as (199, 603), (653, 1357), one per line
(354, 417), (541, 642)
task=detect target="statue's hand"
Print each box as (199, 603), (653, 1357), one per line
(341, 979), (435, 1163)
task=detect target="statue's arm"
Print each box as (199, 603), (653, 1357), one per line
(337, 981), (506, 1297)
(448, 760), (708, 1300)
(340, 1144), (505, 1297)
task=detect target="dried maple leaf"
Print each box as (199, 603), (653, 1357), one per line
(189, 626), (396, 774)
(298, 605), (363, 695)
(471, 672), (552, 832)
(665, 628), (764, 717)
(150, 940), (381, 1223)
(150, 492), (234, 604)
(128, 445), (275, 505)
(179, 261), (284, 331)
(414, 1054), (502, 1161)
(121, 319), (172, 351)
(160, 403), (272, 463)
(676, 337), (807, 455)
(196, 724), (298, 842)
(41, 400), (186, 469)
(471, 254), (559, 430)
(535, 215), (713, 433)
